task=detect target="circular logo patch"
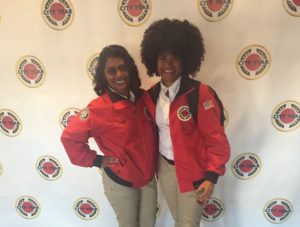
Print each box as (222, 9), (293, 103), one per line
(237, 45), (271, 80)
(42, 0), (74, 30)
(87, 53), (99, 81)
(36, 155), (63, 181)
(16, 55), (46, 88)
(264, 198), (293, 224)
(197, 0), (233, 22)
(232, 153), (261, 180)
(118, 0), (152, 26)
(202, 198), (225, 222)
(0, 109), (22, 137)
(15, 196), (41, 219)
(282, 0), (300, 16)
(79, 108), (89, 121)
(74, 197), (99, 220)
(177, 106), (192, 122)
(272, 100), (300, 132)
(59, 108), (80, 129)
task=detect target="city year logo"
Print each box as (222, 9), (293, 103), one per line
(237, 45), (271, 80)
(202, 198), (225, 221)
(74, 197), (99, 220)
(232, 153), (261, 180)
(177, 106), (192, 122)
(59, 108), (80, 129)
(0, 109), (22, 137)
(16, 55), (46, 88)
(282, 0), (300, 16)
(198, 0), (233, 22)
(272, 100), (300, 132)
(87, 53), (99, 80)
(264, 198), (293, 224)
(15, 196), (41, 219)
(118, 0), (152, 26)
(42, 0), (74, 30)
(36, 155), (62, 181)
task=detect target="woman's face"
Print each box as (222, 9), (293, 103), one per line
(104, 57), (130, 95)
(157, 52), (182, 87)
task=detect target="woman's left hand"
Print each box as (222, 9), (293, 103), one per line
(194, 180), (214, 206)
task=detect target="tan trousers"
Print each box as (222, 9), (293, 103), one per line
(158, 155), (203, 227)
(102, 171), (157, 227)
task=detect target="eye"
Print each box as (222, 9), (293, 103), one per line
(106, 67), (117, 75)
(118, 64), (128, 72)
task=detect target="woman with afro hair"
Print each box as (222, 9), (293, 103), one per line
(140, 18), (230, 227)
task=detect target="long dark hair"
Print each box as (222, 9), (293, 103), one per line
(93, 45), (141, 96)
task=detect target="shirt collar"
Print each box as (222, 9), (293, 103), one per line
(107, 86), (135, 102)
(160, 76), (181, 101)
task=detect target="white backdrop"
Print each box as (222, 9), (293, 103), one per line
(1, 0), (300, 227)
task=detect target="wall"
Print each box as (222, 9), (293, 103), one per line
(0, 0), (300, 226)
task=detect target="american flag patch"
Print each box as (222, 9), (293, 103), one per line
(203, 100), (214, 110)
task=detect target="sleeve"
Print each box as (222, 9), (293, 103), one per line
(198, 85), (231, 183)
(60, 107), (98, 167)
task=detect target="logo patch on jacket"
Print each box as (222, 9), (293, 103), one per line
(79, 108), (89, 121)
(177, 106), (191, 121)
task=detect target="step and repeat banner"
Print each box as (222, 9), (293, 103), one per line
(0, 0), (300, 227)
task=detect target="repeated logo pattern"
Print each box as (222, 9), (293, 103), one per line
(0, 109), (22, 137)
(236, 45), (271, 80)
(15, 196), (41, 219)
(197, 0), (233, 22)
(264, 198), (293, 224)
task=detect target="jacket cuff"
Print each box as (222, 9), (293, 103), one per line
(204, 171), (219, 184)
(93, 155), (103, 168)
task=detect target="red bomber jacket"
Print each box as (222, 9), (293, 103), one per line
(144, 78), (230, 193)
(61, 89), (157, 188)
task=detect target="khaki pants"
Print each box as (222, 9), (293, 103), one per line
(102, 171), (157, 227)
(158, 155), (203, 227)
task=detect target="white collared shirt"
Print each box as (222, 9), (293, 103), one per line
(155, 77), (181, 160)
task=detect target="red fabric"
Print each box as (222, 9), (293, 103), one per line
(61, 92), (157, 188)
(145, 83), (230, 192)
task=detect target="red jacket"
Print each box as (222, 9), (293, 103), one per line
(61, 90), (157, 188)
(144, 78), (230, 192)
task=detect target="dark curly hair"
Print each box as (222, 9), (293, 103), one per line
(140, 18), (205, 78)
(93, 45), (141, 96)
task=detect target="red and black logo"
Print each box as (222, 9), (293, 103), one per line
(202, 198), (225, 221)
(237, 45), (271, 80)
(74, 197), (99, 220)
(0, 109), (22, 137)
(15, 196), (41, 219)
(272, 100), (300, 132)
(264, 198), (293, 224)
(42, 0), (74, 30)
(118, 0), (151, 26)
(16, 55), (46, 88)
(59, 108), (80, 129)
(198, 0), (233, 22)
(232, 153), (261, 180)
(177, 106), (192, 122)
(36, 155), (62, 181)
(282, 0), (300, 16)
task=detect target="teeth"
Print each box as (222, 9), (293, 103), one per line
(115, 80), (125, 84)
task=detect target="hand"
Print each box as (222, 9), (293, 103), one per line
(100, 156), (119, 168)
(194, 180), (214, 206)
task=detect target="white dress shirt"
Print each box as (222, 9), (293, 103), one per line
(155, 77), (181, 160)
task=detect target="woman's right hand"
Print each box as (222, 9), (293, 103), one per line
(100, 156), (119, 168)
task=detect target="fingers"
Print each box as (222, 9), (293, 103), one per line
(101, 157), (119, 168)
(194, 181), (214, 205)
